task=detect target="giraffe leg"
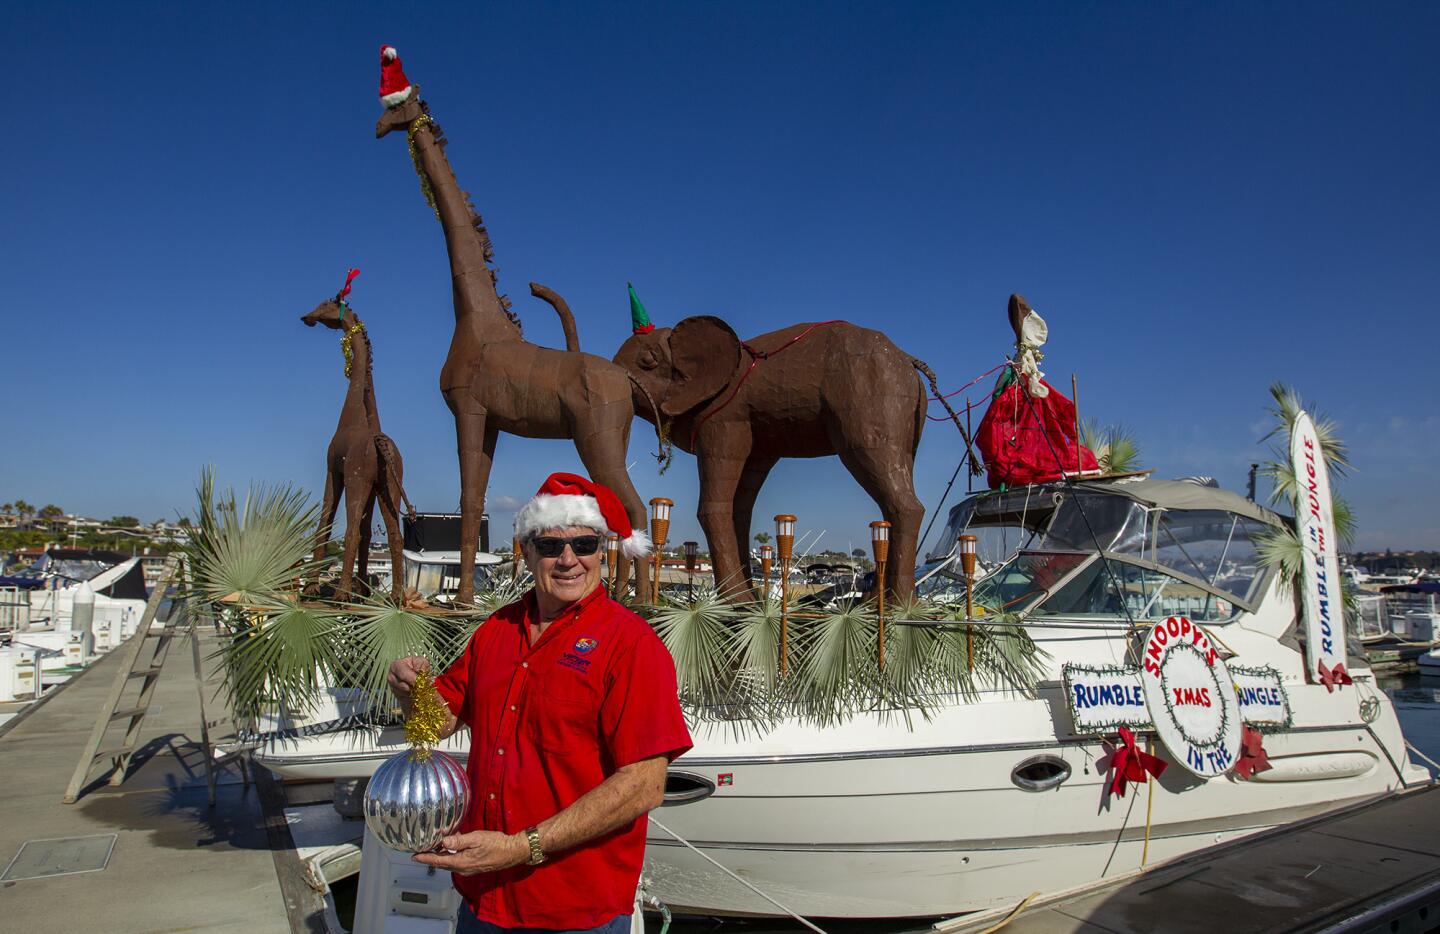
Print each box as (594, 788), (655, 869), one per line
(356, 497), (375, 597)
(573, 415), (649, 600)
(338, 472), (375, 602)
(314, 466), (343, 565)
(454, 394), (495, 606)
(377, 470), (407, 604)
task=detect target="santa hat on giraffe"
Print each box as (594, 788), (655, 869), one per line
(379, 45), (414, 107)
(514, 473), (651, 558)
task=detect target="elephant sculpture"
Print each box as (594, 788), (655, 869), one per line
(616, 315), (963, 601)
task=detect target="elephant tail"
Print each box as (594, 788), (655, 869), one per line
(528, 282), (581, 352)
(910, 356), (983, 476)
(628, 373), (675, 474)
(374, 433), (418, 519)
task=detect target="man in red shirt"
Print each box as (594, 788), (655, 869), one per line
(388, 473), (691, 933)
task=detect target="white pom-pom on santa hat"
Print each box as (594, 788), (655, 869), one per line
(514, 473), (652, 558)
(378, 43), (413, 107)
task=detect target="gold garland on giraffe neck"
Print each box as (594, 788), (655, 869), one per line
(340, 321), (366, 377)
(406, 114), (440, 219)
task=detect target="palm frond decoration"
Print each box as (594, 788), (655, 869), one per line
(728, 593), (784, 695)
(186, 467), (325, 605)
(221, 602), (345, 725)
(1254, 383), (1357, 588)
(472, 569), (532, 617)
(1080, 420), (1142, 475)
(790, 603), (879, 726)
(650, 592), (736, 707)
(331, 602), (470, 713)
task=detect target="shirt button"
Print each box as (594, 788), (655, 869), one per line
(521, 662), (528, 669)
(509, 704), (517, 711)
(488, 793), (496, 800)
(497, 748), (505, 755)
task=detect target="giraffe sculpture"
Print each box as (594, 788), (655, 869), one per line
(374, 48), (650, 604)
(301, 269), (414, 602)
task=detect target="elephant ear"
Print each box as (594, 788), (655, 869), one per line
(661, 315), (742, 418)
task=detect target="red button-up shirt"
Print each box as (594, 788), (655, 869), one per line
(434, 586), (692, 929)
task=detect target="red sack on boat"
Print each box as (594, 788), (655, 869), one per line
(976, 367), (1098, 489)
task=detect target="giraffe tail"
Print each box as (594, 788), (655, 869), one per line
(374, 433), (418, 519)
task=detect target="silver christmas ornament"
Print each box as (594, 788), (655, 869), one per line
(363, 749), (470, 852)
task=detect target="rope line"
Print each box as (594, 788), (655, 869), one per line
(648, 816), (830, 934)
(688, 321), (839, 448)
(929, 361), (1010, 402)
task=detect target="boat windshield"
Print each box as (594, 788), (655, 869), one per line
(919, 486), (1273, 618)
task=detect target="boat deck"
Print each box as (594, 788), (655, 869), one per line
(0, 627), (309, 933)
(940, 782), (1440, 934)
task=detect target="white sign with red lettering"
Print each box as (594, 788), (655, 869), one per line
(1291, 410), (1346, 683)
(1140, 616), (1241, 778)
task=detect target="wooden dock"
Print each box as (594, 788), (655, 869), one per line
(938, 783), (1440, 934)
(0, 624), (320, 933)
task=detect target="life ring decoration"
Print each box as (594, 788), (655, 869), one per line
(1140, 615), (1242, 778)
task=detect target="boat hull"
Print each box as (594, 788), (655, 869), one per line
(639, 689), (1421, 918)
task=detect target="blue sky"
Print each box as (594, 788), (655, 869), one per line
(2, 2), (1437, 552)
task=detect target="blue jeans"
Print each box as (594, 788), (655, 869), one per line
(456, 903), (631, 934)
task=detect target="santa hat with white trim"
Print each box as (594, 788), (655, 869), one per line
(514, 473), (652, 558)
(379, 45), (414, 107)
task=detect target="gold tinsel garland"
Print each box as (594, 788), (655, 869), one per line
(340, 321), (366, 377)
(405, 668), (449, 762)
(406, 114), (440, 219)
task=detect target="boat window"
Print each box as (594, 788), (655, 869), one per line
(1031, 557), (1236, 622)
(1039, 493), (1151, 555)
(406, 562), (446, 598)
(925, 488), (1056, 563)
(48, 559), (110, 582)
(1151, 511), (1268, 605)
(971, 552), (1091, 615)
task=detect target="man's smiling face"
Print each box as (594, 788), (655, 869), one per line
(526, 525), (604, 618)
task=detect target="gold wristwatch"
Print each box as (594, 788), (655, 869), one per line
(524, 826), (546, 866)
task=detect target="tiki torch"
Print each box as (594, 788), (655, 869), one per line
(606, 532), (619, 597)
(649, 497), (673, 604)
(683, 541), (698, 601)
(960, 534), (978, 671)
(512, 536), (522, 581)
(775, 514), (796, 675)
(870, 520), (891, 670)
(759, 543), (774, 601)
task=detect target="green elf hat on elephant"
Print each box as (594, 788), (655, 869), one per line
(628, 283), (655, 334)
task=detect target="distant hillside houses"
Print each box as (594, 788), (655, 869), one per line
(0, 508), (190, 544)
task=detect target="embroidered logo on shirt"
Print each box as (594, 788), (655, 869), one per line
(574, 637), (599, 654)
(717, 773), (734, 786)
(558, 651), (593, 674)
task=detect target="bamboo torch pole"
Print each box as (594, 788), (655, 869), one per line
(775, 515), (796, 676)
(870, 520), (890, 670)
(1072, 372), (1081, 475)
(649, 498), (672, 604)
(606, 533), (619, 598)
(960, 534), (978, 672)
(760, 544), (774, 604)
(511, 536), (522, 581)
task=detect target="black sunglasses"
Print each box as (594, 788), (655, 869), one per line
(531, 535), (603, 558)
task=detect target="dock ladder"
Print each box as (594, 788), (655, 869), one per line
(62, 557), (247, 805)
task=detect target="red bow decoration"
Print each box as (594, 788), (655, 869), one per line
(1108, 726), (1167, 797)
(337, 267), (361, 301)
(1233, 725), (1273, 780)
(1317, 660), (1352, 693)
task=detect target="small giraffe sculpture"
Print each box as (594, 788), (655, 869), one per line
(374, 48), (650, 604)
(301, 269), (415, 602)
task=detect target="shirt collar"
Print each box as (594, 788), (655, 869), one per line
(522, 585), (608, 649)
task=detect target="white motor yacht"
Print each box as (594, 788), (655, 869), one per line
(640, 478), (1427, 918)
